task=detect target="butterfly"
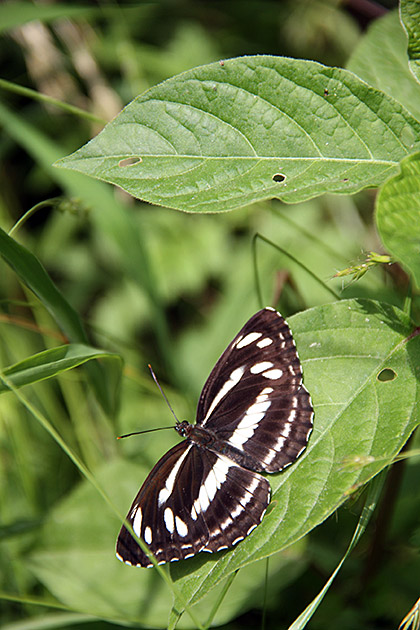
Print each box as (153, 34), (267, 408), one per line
(116, 307), (313, 567)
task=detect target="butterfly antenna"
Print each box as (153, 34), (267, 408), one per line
(117, 426), (174, 439)
(148, 363), (180, 425)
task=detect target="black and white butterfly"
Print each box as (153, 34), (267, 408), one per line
(116, 307), (313, 567)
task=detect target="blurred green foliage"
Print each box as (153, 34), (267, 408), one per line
(1, 2), (419, 630)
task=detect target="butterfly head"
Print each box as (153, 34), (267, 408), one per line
(175, 420), (193, 438)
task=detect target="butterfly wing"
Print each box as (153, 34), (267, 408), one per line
(196, 307), (313, 473)
(117, 307), (313, 567)
(116, 440), (270, 567)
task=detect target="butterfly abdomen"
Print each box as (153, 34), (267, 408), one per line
(189, 424), (267, 472)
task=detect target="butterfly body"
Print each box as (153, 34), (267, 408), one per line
(117, 307), (313, 568)
(178, 421), (266, 471)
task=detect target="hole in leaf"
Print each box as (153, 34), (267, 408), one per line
(272, 173), (286, 183)
(324, 88), (329, 96)
(377, 368), (396, 382)
(119, 157), (142, 168)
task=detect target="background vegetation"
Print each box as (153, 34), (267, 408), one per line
(1, 1), (420, 629)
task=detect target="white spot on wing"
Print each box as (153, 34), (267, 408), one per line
(175, 516), (188, 537)
(236, 331), (262, 348)
(192, 455), (233, 518)
(132, 508), (142, 537)
(230, 502), (244, 519)
(144, 526), (152, 544)
(261, 386), (274, 396)
(234, 475), (262, 511)
(195, 485), (210, 514)
(212, 455), (232, 486)
(257, 337), (273, 348)
(158, 445), (191, 506)
(220, 516), (233, 530)
(203, 365), (245, 423)
(250, 361), (274, 374)
(263, 449), (277, 464)
(164, 507), (175, 533)
(228, 387), (273, 449)
(262, 368), (283, 379)
(281, 422), (292, 438)
(275, 435), (286, 450)
(229, 397), (271, 449)
(204, 469), (218, 502)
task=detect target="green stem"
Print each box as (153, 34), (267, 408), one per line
(203, 570), (238, 629)
(9, 199), (61, 237)
(0, 78), (106, 125)
(253, 232), (341, 303)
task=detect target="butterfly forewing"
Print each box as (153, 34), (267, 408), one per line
(197, 308), (313, 473)
(117, 307), (313, 567)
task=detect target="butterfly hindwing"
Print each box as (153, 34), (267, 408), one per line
(116, 442), (270, 567)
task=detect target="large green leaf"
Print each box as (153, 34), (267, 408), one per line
(56, 56), (420, 213)
(0, 344), (122, 395)
(376, 152), (420, 289)
(27, 299), (420, 628)
(171, 298), (420, 612)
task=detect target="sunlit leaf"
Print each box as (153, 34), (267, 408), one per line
(0, 344), (122, 394)
(56, 56), (420, 213)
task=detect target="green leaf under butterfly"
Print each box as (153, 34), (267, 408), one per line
(0, 344), (122, 394)
(170, 298), (420, 612)
(376, 151), (420, 290)
(56, 56), (420, 213)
